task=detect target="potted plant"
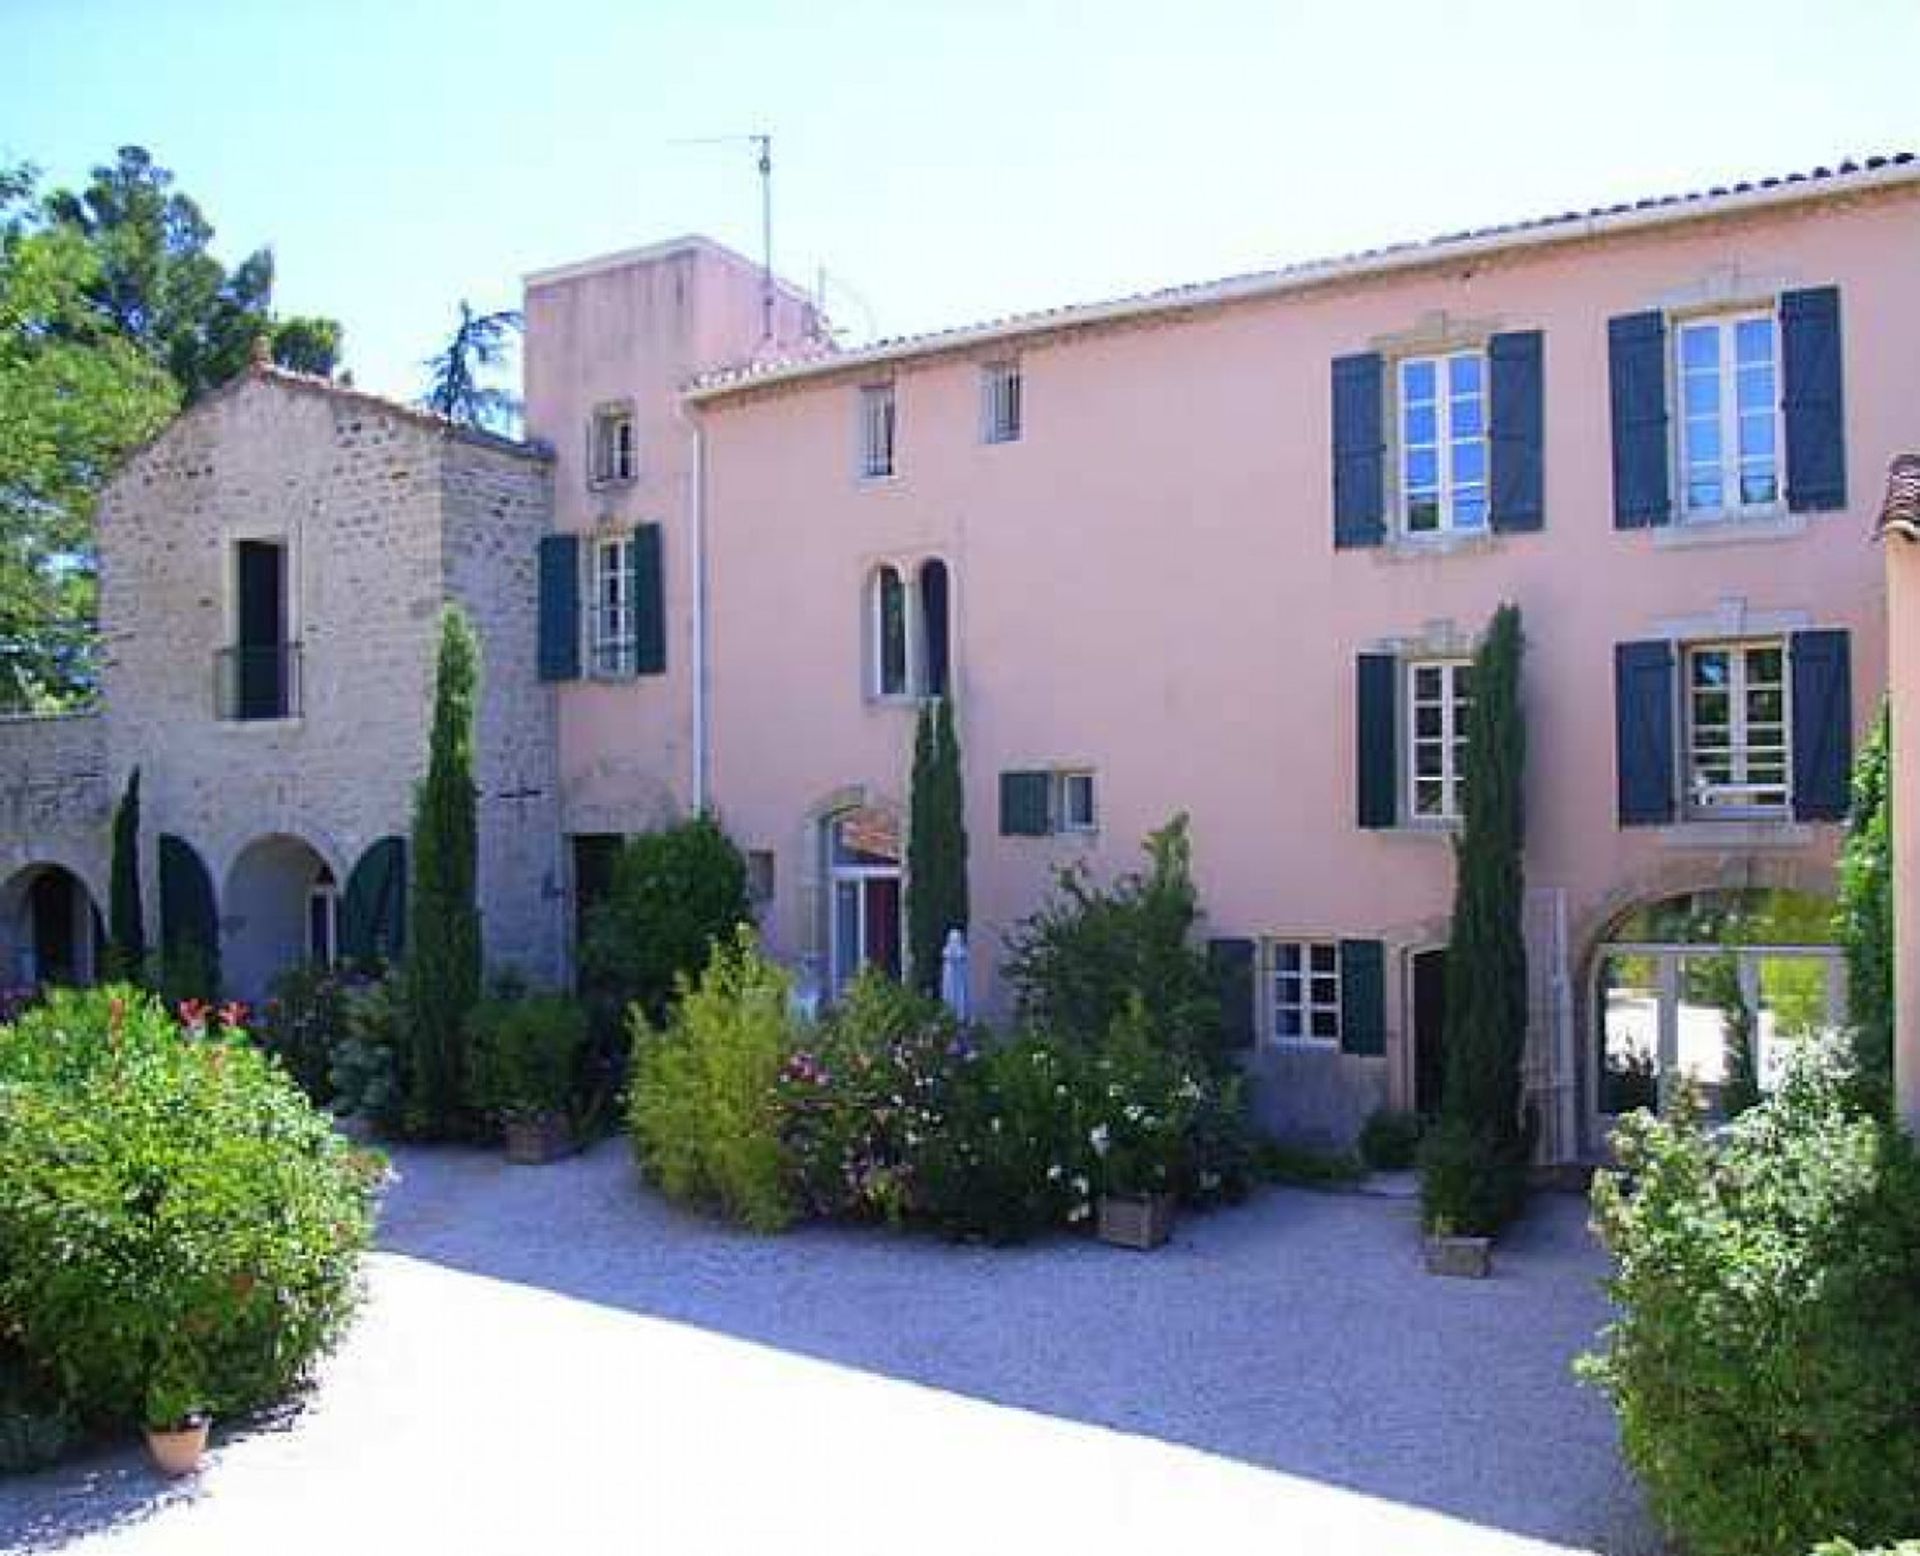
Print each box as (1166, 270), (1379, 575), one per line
(1088, 1004), (1197, 1251)
(1418, 1118), (1519, 1278)
(144, 1349), (210, 1477)
(468, 993), (587, 1164)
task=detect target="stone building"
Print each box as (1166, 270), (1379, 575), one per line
(0, 366), (564, 998)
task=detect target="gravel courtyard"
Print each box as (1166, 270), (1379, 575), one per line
(1, 1142), (1658, 1556)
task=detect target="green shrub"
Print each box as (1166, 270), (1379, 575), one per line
(1082, 997), (1201, 1197)
(1253, 1138), (1367, 1189)
(0, 1343), (75, 1473)
(583, 816), (752, 1034)
(1812, 1544), (1920, 1556)
(1417, 1116), (1526, 1236)
(1358, 1108), (1423, 1171)
(1837, 701), (1893, 1107)
(1581, 1042), (1920, 1556)
(627, 927), (795, 1232)
(468, 993), (588, 1122)
(0, 987), (380, 1433)
(1002, 814), (1220, 1064)
(1176, 1067), (1257, 1207)
(776, 970), (959, 1223)
(330, 974), (405, 1131)
(255, 963), (352, 1106)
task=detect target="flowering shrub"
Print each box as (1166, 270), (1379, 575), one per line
(1081, 997), (1201, 1198)
(1581, 1040), (1920, 1556)
(0, 986), (380, 1437)
(255, 963), (352, 1105)
(329, 974), (406, 1131)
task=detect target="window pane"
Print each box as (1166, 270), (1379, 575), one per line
(1735, 317), (1774, 365)
(1680, 324), (1719, 370)
(1452, 441), (1486, 485)
(1403, 403), (1437, 446)
(1747, 646), (1782, 682)
(1405, 448), (1439, 490)
(1740, 469), (1778, 505)
(1736, 365), (1774, 411)
(1413, 665), (1441, 699)
(1276, 1007), (1303, 1037)
(1310, 1010), (1339, 1040)
(1309, 944), (1337, 973)
(1451, 396), (1484, 438)
(1685, 419), (1722, 465)
(1683, 374), (1720, 416)
(1452, 493), (1488, 530)
(1691, 651), (1730, 689)
(1275, 943), (1301, 973)
(1447, 354), (1483, 394)
(1406, 497), (1440, 532)
(1402, 359), (1436, 400)
(1738, 413), (1775, 458)
(1415, 705), (1443, 739)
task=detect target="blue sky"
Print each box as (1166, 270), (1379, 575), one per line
(6, 0), (1917, 402)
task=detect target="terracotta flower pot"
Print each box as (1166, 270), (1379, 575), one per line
(145, 1416), (210, 1477)
(1097, 1191), (1176, 1250)
(503, 1111), (572, 1165)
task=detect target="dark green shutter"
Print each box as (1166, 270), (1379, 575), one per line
(1608, 312), (1671, 528)
(1615, 641), (1677, 825)
(1338, 938), (1386, 1056)
(1209, 938), (1256, 1051)
(341, 836), (407, 964)
(1790, 629), (1852, 821)
(998, 771), (1051, 836)
(1332, 353), (1386, 549)
(634, 523), (666, 676)
(1781, 287), (1846, 513)
(1356, 653), (1398, 829)
(537, 534), (581, 682)
(1489, 330), (1545, 532)
(157, 833), (218, 959)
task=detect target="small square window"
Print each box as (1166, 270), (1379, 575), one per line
(590, 405), (636, 485)
(1055, 770), (1096, 832)
(1267, 939), (1341, 1047)
(746, 850), (776, 907)
(982, 360), (1022, 444)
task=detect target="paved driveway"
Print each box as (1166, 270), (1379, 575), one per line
(1, 1142), (1659, 1555)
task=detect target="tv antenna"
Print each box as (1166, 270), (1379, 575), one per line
(671, 131), (776, 344)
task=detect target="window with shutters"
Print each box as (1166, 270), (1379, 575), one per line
(592, 535), (638, 677)
(1407, 659), (1473, 821)
(1398, 351), (1488, 534)
(1266, 939), (1341, 1047)
(1675, 311), (1780, 519)
(867, 557), (951, 700)
(858, 383), (896, 480)
(590, 403), (636, 486)
(1685, 639), (1789, 814)
(981, 360), (1021, 444)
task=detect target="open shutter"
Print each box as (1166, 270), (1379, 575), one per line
(1332, 353), (1386, 549)
(1609, 312), (1671, 528)
(1790, 629), (1852, 821)
(1356, 653), (1398, 829)
(1338, 938), (1386, 1056)
(1781, 287), (1846, 513)
(1208, 938), (1256, 1051)
(1489, 330), (1545, 532)
(1615, 641), (1677, 825)
(998, 771), (1051, 837)
(634, 523), (666, 675)
(157, 833), (221, 997)
(341, 836), (407, 964)
(537, 534), (581, 682)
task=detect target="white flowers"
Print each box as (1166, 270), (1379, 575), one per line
(1047, 1164), (1064, 1181)
(1089, 1124), (1111, 1157)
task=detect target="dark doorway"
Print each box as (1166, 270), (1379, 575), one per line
(572, 834), (624, 963)
(235, 539), (288, 718)
(1413, 948), (1448, 1117)
(864, 875), (902, 981)
(25, 868), (98, 986)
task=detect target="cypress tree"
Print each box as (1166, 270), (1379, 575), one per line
(403, 606), (483, 1136)
(905, 696), (970, 996)
(1837, 700), (1892, 1107)
(107, 766), (145, 980)
(1433, 604), (1530, 1226)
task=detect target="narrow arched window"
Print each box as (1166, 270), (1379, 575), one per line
(873, 566), (908, 697)
(919, 559), (950, 697)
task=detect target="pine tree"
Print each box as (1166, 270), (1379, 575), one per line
(403, 607), (483, 1135)
(906, 697), (970, 996)
(106, 765), (145, 979)
(1431, 603), (1530, 1230)
(1837, 700), (1892, 1107)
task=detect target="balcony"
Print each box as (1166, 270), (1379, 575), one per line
(214, 642), (302, 722)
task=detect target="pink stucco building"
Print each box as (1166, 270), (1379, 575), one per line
(526, 156), (1919, 1160)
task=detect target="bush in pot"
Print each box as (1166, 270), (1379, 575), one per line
(468, 992), (588, 1162)
(0, 987), (381, 1439)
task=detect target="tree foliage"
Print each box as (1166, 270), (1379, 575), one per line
(1836, 700), (1892, 1108)
(905, 696), (969, 996)
(402, 607), (483, 1136)
(1424, 603), (1531, 1234)
(421, 301), (521, 434)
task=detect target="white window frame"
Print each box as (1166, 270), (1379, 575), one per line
(858, 383), (896, 480)
(590, 404), (636, 486)
(1406, 659), (1472, 823)
(1053, 770), (1096, 833)
(1397, 349), (1489, 536)
(981, 360), (1022, 444)
(1265, 938), (1342, 1049)
(592, 535), (638, 677)
(1683, 637), (1791, 816)
(1673, 308), (1782, 523)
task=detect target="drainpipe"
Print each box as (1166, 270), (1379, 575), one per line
(679, 399), (710, 814)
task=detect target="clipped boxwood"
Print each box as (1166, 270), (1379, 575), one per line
(0, 987), (381, 1432)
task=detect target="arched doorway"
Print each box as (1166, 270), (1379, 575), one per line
(225, 834), (340, 1000)
(824, 805), (902, 998)
(1, 864), (104, 988)
(1590, 888), (1841, 1139)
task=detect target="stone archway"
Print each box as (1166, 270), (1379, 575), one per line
(0, 863), (104, 988)
(224, 833), (341, 1001)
